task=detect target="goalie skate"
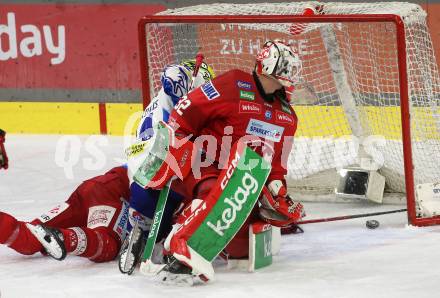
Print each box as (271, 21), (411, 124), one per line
(118, 221), (146, 275)
(155, 256), (195, 286)
(25, 223), (66, 261)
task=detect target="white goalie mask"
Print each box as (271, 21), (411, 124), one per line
(255, 40), (302, 88)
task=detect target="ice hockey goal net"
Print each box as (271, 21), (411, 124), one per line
(138, 2), (440, 226)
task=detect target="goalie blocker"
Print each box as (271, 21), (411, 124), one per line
(162, 143), (271, 282)
(226, 222), (281, 272)
(132, 121), (194, 190)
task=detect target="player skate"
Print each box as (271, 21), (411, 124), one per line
(26, 224), (67, 261)
(156, 255), (197, 286)
(118, 221), (147, 275)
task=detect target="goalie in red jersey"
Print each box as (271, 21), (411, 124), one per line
(0, 166), (131, 263)
(146, 40), (306, 285)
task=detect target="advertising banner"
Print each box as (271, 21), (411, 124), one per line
(0, 4), (164, 91)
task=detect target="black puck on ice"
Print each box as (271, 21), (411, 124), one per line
(366, 220), (380, 229)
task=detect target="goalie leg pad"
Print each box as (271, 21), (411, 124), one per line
(226, 221), (281, 272)
(164, 145), (271, 281)
(223, 207), (260, 259)
(162, 198), (215, 281)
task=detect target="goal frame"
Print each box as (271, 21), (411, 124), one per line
(137, 14), (436, 227)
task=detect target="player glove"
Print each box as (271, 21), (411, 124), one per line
(258, 180), (305, 227)
(0, 129), (9, 170)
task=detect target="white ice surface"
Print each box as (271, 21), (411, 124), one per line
(1, 135), (440, 298)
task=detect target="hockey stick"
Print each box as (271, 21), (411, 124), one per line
(281, 208), (407, 234)
(296, 208), (407, 225)
(139, 179), (172, 275)
(189, 52), (204, 90)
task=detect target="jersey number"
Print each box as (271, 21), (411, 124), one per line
(175, 96), (191, 116)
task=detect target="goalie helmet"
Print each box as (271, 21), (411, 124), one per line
(255, 40), (302, 88)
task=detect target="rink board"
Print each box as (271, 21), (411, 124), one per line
(1, 102), (439, 140)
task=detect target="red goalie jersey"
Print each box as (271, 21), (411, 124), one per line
(165, 69), (299, 260)
(169, 69), (298, 186)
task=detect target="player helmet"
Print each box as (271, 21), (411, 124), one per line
(255, 40), (302, 88)
(181, 59), (216, 88)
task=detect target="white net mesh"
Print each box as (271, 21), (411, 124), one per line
(141, 2), (440, 207)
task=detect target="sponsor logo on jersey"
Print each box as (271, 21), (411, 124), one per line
(265, 110), (272, 120)
(240, 90), (255, 101)
(281, 101), (292, 114)
(201, 81), (220, 100)
(276, 111), (295, 124)
(114, 200), (129, 240)
(246, 119), (284, 142)
(239, 101), (261, 114)
(143, 99), (158, 116)
(264, 102), (272, 108)
(125, 141), (148, 158)
(236, 80), (252, 90)
(128, 208), (152, 231)
(39, 202), (70, 223)
(87, 205), (116, 228)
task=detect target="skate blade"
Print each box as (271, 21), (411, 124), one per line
(118, 221), (143, 275)
(118, 248), (137, 275)
(25, 223), (65, 261)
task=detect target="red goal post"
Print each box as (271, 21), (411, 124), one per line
(137, 9), (440, 227)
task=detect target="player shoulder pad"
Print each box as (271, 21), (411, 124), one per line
(161, 64), (192, 104)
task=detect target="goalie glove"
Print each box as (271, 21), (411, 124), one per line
(258, 180), (305, 227)
(0, 129), (9, 170)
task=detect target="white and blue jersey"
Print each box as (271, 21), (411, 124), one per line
(128, 63), (207, 232)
